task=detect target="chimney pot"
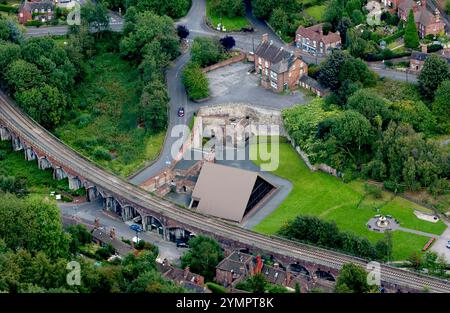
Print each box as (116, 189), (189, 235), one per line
(262, 33), (269, 43)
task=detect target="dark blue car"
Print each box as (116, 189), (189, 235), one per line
(130, 224), (143, 233)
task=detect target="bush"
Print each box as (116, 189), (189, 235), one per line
(24, 20), (44, 27)
(93, 147), (112, 161)
(0, 150), (5, 161)
(191, 37), (223, 67)
(206, 282), (228, 293)
(95, 244), (115, 260)
(427, 44), (443, 53)
(182, 62), (209, 100)
(380, 29), (404, 44)
(383, 180), (405, 194)
(364, 183), (382, 199)
(0, 4), (18, 13)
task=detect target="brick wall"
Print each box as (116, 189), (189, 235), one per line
(202, 52), (247, 73)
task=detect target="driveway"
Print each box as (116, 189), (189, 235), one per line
(431, 221), (450, 263)
(202, 62), (309, 110)
(59, 200), (184, 264)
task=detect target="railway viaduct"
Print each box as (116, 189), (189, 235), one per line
(1, 92), (450, 293)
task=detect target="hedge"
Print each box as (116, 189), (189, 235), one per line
(427, 44), (443, 53)
(0, 4), (18, 14)
(380, 29), (405, 44)
(365, 49), (411, 62)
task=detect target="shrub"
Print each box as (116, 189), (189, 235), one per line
(93, 147), (112, 161)
(427, 44), (443, 53)
(182, 62), (209, 100)
(364, 183), (382, 199)
(24, 20), (43, 27)
(0, 4), (18, 13)
(95, 244), (115, 260)
(206, 282), (228, 293)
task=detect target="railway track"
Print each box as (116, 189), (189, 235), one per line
(1, 91), (449, 293)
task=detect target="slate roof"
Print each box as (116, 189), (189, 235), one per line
(254, 41), (298, 74)
(415, 9), (435, 26)
(299, 75), (327, 91)
(20, 0), (54, 12)
(296, 24), (341, 45)
(398, 0), (416, 11)
(410, 51), (428, 61)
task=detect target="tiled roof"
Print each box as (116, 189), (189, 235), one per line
(410, 51), (428, 61)
(398, 0), (416, 10)
(296, 23), (341, 45)
(254, 41), (298, 73)
(20, 0), (54, 12)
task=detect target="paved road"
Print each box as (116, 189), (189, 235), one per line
(59, 200), (184, 263)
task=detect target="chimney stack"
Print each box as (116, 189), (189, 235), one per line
(262, 33), (269, 43)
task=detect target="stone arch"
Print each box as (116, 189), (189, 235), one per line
(68, 176), (82, 191)
(144, 215), (164, 236)
(11, 135), (23, 151)
(24, 147), (36, 161)
(288, 263), (310, 277)
(315, 270), (335, 282)
(0, 126), (11, 141)
(53, 167), (68, 181)
(38, 156), (53, 170)
(122, 205), (141, 223)
(167, 227), (195, 243)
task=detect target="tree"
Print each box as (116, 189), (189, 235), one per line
(180, 235), (224, 281)
(346, 89), (390, 124)
(139, 79), (169, 133)
(335, 263), (371, 293)
(176, 24), (189, 41)
(15, 84), (67, 130)
(404, 9), (419, 49)
(81, 0), (110, 35)
(211, 0), (245, 18)
(191, 37), (223, 67)
(182, 62), (210, 100)
(418, 54), (450, 100)
(5, 59), (44, 93)
(0, 42), (21, 81)
(0, 194), (70, 259)
(220, 35), (236, 51)
(236, 273), (268, 293)
(432, 80), (450, 133)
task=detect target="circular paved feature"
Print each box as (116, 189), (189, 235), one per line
(367, 215), (399, 233)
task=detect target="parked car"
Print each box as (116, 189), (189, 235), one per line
(446, 240), (450, 249)
(176, 242), (189, 248)
(177, 107), (185, 117)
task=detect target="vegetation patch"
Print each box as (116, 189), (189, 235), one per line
(55, 53), (164, 177)
(206, 0), (250, 31)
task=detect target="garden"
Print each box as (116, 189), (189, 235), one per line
(205, 0), (251, 31)
(250, 137), (446, 260)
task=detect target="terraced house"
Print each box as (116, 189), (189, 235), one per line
(18, 0), (54, 24)
(295, 24), (341, 56)
(254, 34), (308, 93)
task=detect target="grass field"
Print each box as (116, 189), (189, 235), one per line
(206, 0), (250, 31)
(251, 138), (446, 260)
(305, 5), (326, 21)
(55, 53), (164, 178)
(0, 141), (71, 196)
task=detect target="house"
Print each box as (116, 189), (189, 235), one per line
(409, 51), (428, 71)
(299, 76), (328, 97)
(295, 24), (341, 56)
(410, 50), (450, 71)
(18, 0), (54, 24)
(215, 251), (312, 292)
(157, 259), (209, 293)
(397, 0), (445, 38)
(254, 34), (308, 92)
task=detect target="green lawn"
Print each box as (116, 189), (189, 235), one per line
(305, 5), (326, 21)
(251, 138), (446, 260)
(55, 53), (164, 178)
(0, 141), (72, 196)
(206, 0), (250, 31)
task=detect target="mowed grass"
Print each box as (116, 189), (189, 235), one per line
(251, 138), (446, 260)
(305, 5), (326, 21)
(206, 0), (250, 31)
(0, 141), (70, 195)
(55, 53), (164, 178)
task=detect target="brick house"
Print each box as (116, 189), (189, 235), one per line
(410, 50), (450, 71)
(157, 259), (209, 293)
(299, 76), (328, 97)
(254, 34), (308, 93)
(18, 0), (54, 25)
(215, 251), (312, 292)
(295, 24), (341, 56)
(397, 0), (445, 38)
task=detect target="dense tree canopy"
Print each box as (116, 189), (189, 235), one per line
(418, 54), (450, 101)
(335, 263), (373, 293)
(191, 37), (224, 67)
(181, 235), (224, 281)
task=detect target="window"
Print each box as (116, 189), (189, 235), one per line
(270, 70), (277, 80)
(270, 81), (277, 89)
